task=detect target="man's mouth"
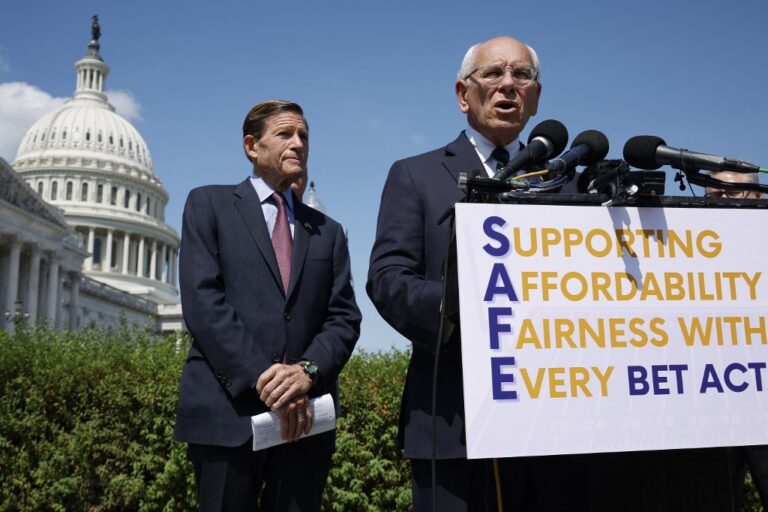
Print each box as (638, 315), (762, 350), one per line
(494, 100), (519, 113)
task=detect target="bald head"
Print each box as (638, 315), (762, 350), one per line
(455, 36), (542, 146)
(458, 37), (541, 82)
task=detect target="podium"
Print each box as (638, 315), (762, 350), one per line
(445, 192), (767, 510)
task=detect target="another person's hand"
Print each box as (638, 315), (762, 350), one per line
(275, 394), (313, 441)
(256, 363), (312, 410)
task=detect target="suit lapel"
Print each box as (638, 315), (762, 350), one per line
(441, 132), (485, 203)
(442, 131), (485, 183)
(232, 179), (284, 295)
(287, 198), (311, 299)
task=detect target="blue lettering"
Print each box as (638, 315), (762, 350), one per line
(627, 366), (649, 395)
(652, 365), (669, 395)
(669, 364), (688, 394)
(491, 357), (517, 400)
(484, 263), (518, 302)
(724, 363), (748, 392)
(700, 364), (725, 393)
(483, 216), (509, 256)
(749, 362), (766, 391)
(488, 307), (513, 350)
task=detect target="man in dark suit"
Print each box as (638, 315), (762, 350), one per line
(367, 36), (560, 511)
(175, 100), (361, 511)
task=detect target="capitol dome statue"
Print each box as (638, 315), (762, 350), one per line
(12, 17), (180, 306)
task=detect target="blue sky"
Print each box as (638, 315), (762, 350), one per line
(1, 0), (766, 352)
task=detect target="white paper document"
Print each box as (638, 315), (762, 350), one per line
(251, 393), (336, 451)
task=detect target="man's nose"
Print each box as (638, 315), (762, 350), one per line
(290, 132), (305, 148)
(498, 70), (518, 92)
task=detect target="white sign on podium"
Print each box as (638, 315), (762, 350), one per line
(455, 203), (768, 459)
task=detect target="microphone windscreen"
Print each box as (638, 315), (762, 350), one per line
(623, 135), (666, 170)
(572, 130), (609, 164)
(528, 119), (569, 156)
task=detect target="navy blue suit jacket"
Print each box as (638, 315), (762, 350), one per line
(367, 132), (484, 459)
(175, 178), (361, 449)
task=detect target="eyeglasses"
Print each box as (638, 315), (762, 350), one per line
(705, 189), (751, 199)
(463, 64), (539, 87)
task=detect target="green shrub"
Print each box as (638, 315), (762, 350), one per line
(324, 350), (411, 511)
(2, 327), (761, 511)
(0, 327), (412, 511)
(0, 326), (195, 511)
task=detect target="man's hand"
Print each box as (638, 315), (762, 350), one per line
(275, 395), (313, 442)
(255, 363), (312, 410)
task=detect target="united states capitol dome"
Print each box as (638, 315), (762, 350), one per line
(12, 18), (180, 306)
(15, 95), (153, 175)
(14, 31), (154, 180)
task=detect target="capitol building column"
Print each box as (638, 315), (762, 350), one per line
(56, 269), (65, 330)
(159, 243), (167, 282)
(122, 233), (130, 275)
(137, 236), (145, 278)
(149, 239), (157, 281)
(69, 272), (81, 330)
(105, 228), (114, 272)
(26, 246), (42, 323)
(85, 227), (95, 270)
(45, 256), (60, 326)
(4, 236), (22, 333)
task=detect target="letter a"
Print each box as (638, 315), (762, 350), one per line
(484, 263), (519, 302)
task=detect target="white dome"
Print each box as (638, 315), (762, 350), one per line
(11, 24), (179, 306)
(15, 97), (153, 174)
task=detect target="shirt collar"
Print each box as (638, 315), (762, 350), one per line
(464, 124), (521, 164)
(250, 175), (295, 213)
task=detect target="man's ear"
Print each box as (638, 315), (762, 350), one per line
(243, 134), (257, 161)
(455, 80), (470, 114)
(530, 82), (542, 116)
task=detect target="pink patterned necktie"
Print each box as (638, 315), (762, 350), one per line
(271, 192), (292, 293)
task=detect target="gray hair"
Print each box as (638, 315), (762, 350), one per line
(457, 40), (541, 83)
(706, 170), (760, 185)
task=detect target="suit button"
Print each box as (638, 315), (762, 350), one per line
(284, 311), (292, 321)
(226, 379), (232, 388)
(272, 353), (281, 363)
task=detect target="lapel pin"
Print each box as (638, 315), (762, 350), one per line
(304, 222), (312, 231)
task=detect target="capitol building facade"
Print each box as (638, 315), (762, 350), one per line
(0, 22), (182, 333)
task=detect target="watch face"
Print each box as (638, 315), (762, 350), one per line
(302, 360), (318, 378)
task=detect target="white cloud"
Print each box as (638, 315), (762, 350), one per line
(106, 89), (142, 121)
(0, 82), (66, 160)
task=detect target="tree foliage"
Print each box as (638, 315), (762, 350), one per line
(1, 327), (761, 511)
(0, 327), (411, 511)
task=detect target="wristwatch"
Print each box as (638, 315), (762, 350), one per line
(298, 359), (319, 385)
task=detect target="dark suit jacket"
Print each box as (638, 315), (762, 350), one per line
(174, 178), (361, 449)
(367, 132), (484, 459)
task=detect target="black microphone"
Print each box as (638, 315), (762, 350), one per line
(623, 136), (761, 173)
(546, 130), (609, 175)
(493, 119), (568, 181)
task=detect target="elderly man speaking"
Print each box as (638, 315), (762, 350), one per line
(366, 36), (583, 511)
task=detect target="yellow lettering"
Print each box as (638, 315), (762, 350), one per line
(592, 366), (614, 397)
(549, 368), (567, 398)
(520, 368), (545, 399)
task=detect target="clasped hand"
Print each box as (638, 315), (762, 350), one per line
(256, 363), (313, 441)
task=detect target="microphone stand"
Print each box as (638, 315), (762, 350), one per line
(432, 201), (461, 512)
